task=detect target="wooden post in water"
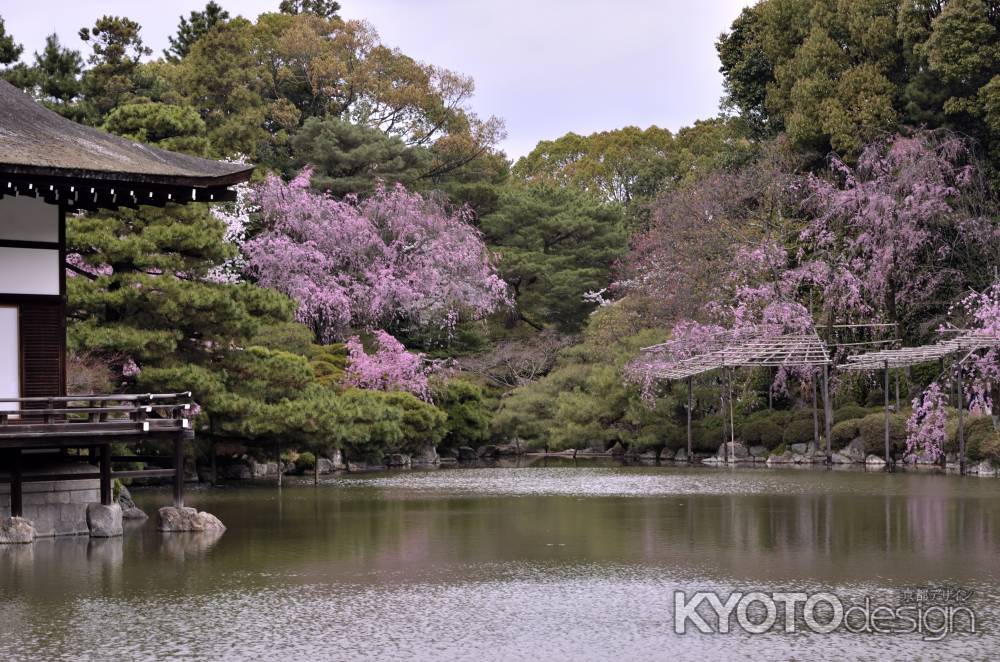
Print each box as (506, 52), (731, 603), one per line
(277, 443), (282, 487)
(884, 360), (891, 471)
(728, 368), (736, 449)
(957, 365), (966, 476)
(10, 449), (22, 518)
(100, 444), (112, 506)
(812, 373), (820, 449)
(895, 370), (900, 411)
(822, 364), (832, 464)
(210, 440), (217, 487)
(686, 377), (693, 463)
(173, 432), (185, 508)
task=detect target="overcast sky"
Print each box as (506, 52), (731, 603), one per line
(3, 0), (750, 159)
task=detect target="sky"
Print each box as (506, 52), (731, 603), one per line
(2, 0), (751, 159)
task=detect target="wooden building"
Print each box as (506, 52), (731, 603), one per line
(0, 80), (252, 534)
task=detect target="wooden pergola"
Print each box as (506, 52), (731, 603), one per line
(639, 331), (833, 463)
(839, 331), (1000, 473)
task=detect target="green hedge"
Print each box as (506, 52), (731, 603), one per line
(830, 420), (860, 448)
(739, 419), (784, 449)
(782, 418), (816, 446)
(856, 412), (908, 454)
(834, 404), (869, 423)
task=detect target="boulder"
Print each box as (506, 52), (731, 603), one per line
(317, 457), (335, 474)
(674, 448), (688, 463)
(766, 450), (795, 465)
(0, 517), (35, 544)
(865, 454), (887, 467)
(717, 441), (750, 461)
(975, 460), (997, 477)
(457, 446), (478, 462)
(841, 438), (866, 463)
(790, 443), (809, 455)
(660, 447), (676, 461)
(608, 442), (626, 456)
(86, 503), (123, 538)
(386, 453), (411, 468)
(496, 441), (521, 456)
(749, 445), (768, 458)
(117, 485), (148, 520)
(830, 452), (854, 465)
(702, 456), (724, 465)
(157, 506), (226, 533)
(477, 445), (499, 459)
(411, 444), (440, 467)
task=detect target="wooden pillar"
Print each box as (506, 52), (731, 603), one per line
(276, 443), (282, 487)
(883, 360), (891, 471)
(720, 373), (728, 463)
(894, 370), (900, 411)
(822, 364), (832, 464)
(10, 449), (22, 518)
(727, 368), (735, 446)
(812, 373), (820, 448)
(957, 365), (966, 476)
(100, 444), (112, 506)
(210, 440), (217, 487)
(173, 433), (185, 508)
(686, 377), (693, 463)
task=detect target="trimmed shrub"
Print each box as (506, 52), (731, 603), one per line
(834, 405), (869, 422)
(856, 412), (908, 454)
(830, 420), (860, 449)
(782, 418), (816, 446)
(296, 451), (317, 471)
(739, 419), (784, 449)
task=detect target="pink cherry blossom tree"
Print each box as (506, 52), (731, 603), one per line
(797, 131), (987, 329)
(344, 330), (435, 400)
(246, 168), (509, 342)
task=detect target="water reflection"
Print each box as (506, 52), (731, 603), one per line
(2, 465), (999, 660)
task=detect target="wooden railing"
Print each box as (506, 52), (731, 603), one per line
(0, 392), (195, 515)
(0, 392), (193, 444)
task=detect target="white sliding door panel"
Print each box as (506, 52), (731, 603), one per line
(0, 196), (59, 242)
(0, 247), (60, 295)
(0, 306), (17, 412)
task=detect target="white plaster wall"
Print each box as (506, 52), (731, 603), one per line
(0, 195), (59, 242)
(0, 247), (60, 295)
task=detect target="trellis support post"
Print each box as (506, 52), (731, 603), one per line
(822, 363), (832, 464)
(957, 364), (966, 476)
(884, 360), (891, 471)
(686, 377), (692, 463)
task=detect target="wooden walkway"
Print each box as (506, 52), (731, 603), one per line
(0, 393), (193, 516)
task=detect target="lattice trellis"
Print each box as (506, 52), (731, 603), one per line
(838, 331), (1000, 371)
(642, 331), (831, 381)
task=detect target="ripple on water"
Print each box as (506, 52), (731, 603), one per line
(316, 465), (995, 499)
(1, 563), (993, 662)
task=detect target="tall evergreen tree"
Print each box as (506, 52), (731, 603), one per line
(165, 2), (230, 62)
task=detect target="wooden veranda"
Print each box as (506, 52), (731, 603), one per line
(0, 393), (193, 517)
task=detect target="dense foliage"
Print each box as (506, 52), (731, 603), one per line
(4, 0), (1000, 465)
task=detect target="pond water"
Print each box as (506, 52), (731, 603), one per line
(2, 460), (999, 660)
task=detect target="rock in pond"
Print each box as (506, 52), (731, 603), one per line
(411, 444), (440, 467)
(840, 439), (866, 463)
(749, 445), (767, 458)
(717, 441), (750, 462)
(660, 447), (676, 461)
(865, 454), (887, 467)
(86, 503), (123, 538)
(674, 448), (688, 463)
(385, 453), (411, 468)
(118, 486), (148, 520)
(0, 517), (36, 544)
(974, 460), (998, 477)
(158, 506), (226, 533)
(457, 447), (478, 462)
(766, 451), (795, 465)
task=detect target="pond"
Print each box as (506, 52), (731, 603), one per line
(1, 460), (999, 660)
